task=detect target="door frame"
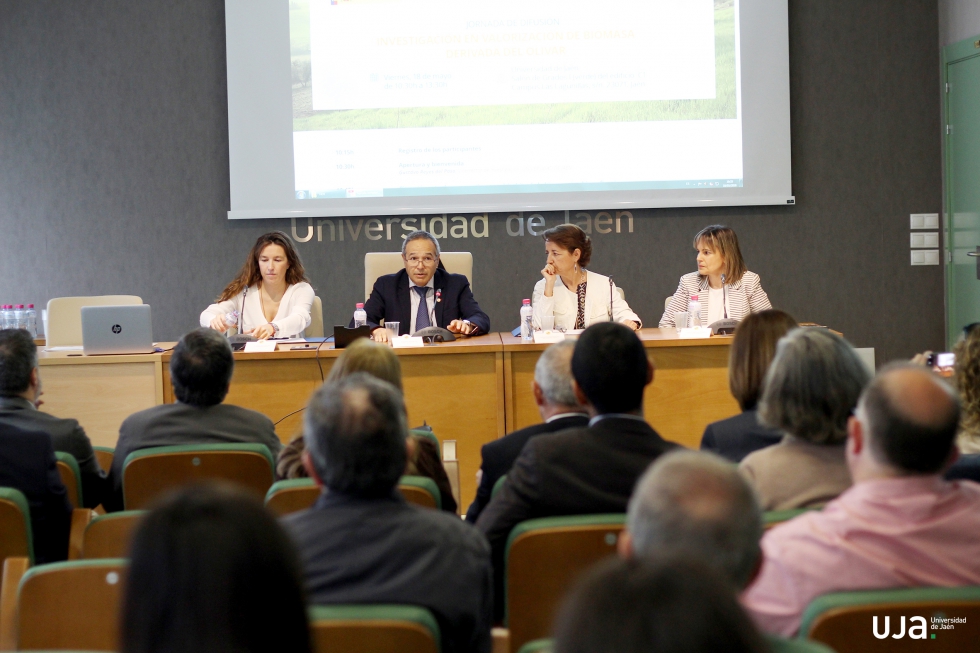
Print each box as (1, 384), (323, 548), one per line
(942, 34), (980, 348)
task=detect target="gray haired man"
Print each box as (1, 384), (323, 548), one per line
(465, 341), (588, 522)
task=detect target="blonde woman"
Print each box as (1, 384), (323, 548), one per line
(659, 225), (771, 328)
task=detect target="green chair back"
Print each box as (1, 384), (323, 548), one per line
(516, 639), (553, 653)
(504, 514), (625, 653)
(398, 475), (441, 510)
(91, 446), (115, 474)
(55, 452), (83, 509)
(491, 474), (507, 500)
(265, 478), (320, 516)
(410, 428), (440, 450)
(82, 511), (147, 559)
(800, 586), (980, 652)
(0, 487), (33, 566)
(309, 604), (440, 653)
(17, 558), (128, 651)
(122, 443), (275, 509)
(763, 508), (816, 529)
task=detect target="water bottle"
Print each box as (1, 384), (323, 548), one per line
(13, 305), (26, 331)
(0, 306), (9, 329)
(520, 299), (533, 342)
(353, 303), (367, 328)
(223, 310), (239, 335)
(688, 295), (703, 328)
(25, 304), (37, 337)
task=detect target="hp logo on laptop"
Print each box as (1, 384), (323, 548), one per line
(111, 324), (122, 334)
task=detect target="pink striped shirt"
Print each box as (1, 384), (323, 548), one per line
(742, 476), (980, 637)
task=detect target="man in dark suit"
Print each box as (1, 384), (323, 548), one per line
(476, 322), (679, 617)
(0, 422), (72, 563)
(283, 374), (492, 653)
(365, 230), (490, 342)
(465, 340), (587, 523)
(107, 328), (281, 511)
(0, 328), (108, 509)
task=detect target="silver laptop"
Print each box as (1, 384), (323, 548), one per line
(81, 305), (155, 355)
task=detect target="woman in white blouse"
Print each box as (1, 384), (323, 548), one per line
(200, 232), (315, 339)
(659, 225), (771, 328)
(532, 224), (641, 331)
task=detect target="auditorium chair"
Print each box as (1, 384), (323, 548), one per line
(91, 446), (115, 476)
(122, 443), (275, 509)
(308, 295), (325, 337)
(55, 452), (83, 510)
(364, 252), (473, 301)
(68, 510), (146, 560)
(6, 558), (128, 651)
(309, 604), (440, 653)
(503, 514), (625, 653)
(0, 488), (33, 649)
(265, 476), (443, 515)
(45, 295), (142, 347)
(763, 508), (816, 530)
(799, 586), (980, 652)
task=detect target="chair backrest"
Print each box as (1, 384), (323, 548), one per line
(763, 508), (816, 530)
(265, 478), (320, 516)
(0, 488), (33, 567)
(122, 444), (275, 509)
(308, 295), (325, 337)
(309, 604), (440, 653)
(92, 447), (115, 475)
(55, 452), (83, 510)
(517, 639), (553, 653)
(665, 296), (671, 312)
(82, 511), (146, 559)
(491, 475), (507, 500)
(17, 559), (128, 651)
(505, 514), (625, 653)
(398, 475), (440, 510)
(799, 586), (980, 652)
(409, 428), (439, 450)
(45, 296), (142, 347)
(364, 252), (473, 301)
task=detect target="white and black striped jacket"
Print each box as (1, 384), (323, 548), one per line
(659, 271), (771, 328)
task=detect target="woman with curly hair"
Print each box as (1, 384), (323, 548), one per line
(953, 323), (980, 454)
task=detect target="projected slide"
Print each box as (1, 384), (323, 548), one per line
(289, 0), (742, 200)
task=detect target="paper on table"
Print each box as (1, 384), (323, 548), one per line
(243, 340), (278, 353)
(678, 327), (713, 339)
(44, 346), (84, 352)
(270, 338), (307, 344)
(391, 336), (425, 349)
(533, 330), (565, 344)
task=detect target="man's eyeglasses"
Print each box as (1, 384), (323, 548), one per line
(406, 255), (437, 266)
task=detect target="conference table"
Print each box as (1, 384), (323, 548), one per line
(37, 329), (741, 509)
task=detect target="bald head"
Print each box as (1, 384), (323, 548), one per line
(626, 451), (761, 589)
(859, 365), (960, 474)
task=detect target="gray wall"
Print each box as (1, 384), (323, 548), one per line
(0, 0), (944, 365)
(939, 0), (980, 46)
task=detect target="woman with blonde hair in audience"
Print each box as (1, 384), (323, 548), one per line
(275, 338), (457, 512)
(951, 323), (980, 454)
(121, 484), (311, 653)
(701, 309), (799, 462)
(739, 328), (871, 511)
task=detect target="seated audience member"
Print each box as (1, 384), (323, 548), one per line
(701, 310), (798, 462)
(283, 374), (492, 653)
(951, 323), (980, 453)
(0, 328), (108, 508)
(476, 322), (678, 617)
(364, 230), (490, 342)
(554, 557), (768, 653)
(465, 340), (587, 522)
(620, 450), (835, 653)
(739, 328), (870, 510)
(0, 422), (71, 563)
(275, 338), (456, 513)
(121, 484), (310, 653)
(109, 329), (282, 510)
(743, 365), (980, 637)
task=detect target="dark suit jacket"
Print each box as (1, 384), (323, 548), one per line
(0, 423), (72, 564)
(363, 268), (490, 335)
(283, 491), (493, 653)
(947, 453), (980, 483)
(465, 414), (589, 523)
(699, 409), (784, 463)
(475, 415), (679, 618)
(0, 396), (108, 509)
(107, 401), (282, 511)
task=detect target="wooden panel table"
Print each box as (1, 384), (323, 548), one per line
(37, 350), (166, 449)
(161, 333), (506, 508)
(502, 329), (740, 450)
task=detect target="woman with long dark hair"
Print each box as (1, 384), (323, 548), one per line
(200, 231), (314, 339)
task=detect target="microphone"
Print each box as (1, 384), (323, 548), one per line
(609, 276), (614, 319)
(721, 274), (728, 319)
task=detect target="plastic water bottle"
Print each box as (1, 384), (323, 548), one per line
(25, 304), (37, 337)
(353, 303), (367, 328)
(688, 295), (703, 328)
(223, 310), (239, 334)
(520, 299), (533, 342)
(0, 306), (9, 329)
(13, 305), (26, 331)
